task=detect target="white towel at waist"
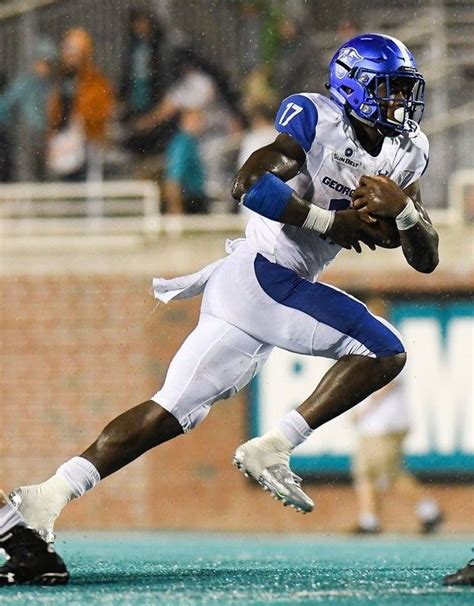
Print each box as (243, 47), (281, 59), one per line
(152, 238), (245, 303)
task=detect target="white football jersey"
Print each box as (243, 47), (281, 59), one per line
(244, 93), (429, 281)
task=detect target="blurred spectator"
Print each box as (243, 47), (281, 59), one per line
(172, 49), (245, 200)
(128, 46), (244, 198)
(120, 8), (172, 119)
(0, 70), (12, 182)
(134, 49), (216, 134)
(238, 2), (264, 72)
(233, 104), (276, 214)
(270, 16), (324, 98)
(0, 38), (57, 181)
(336, 19), (358, 45)
(0, 123), (11, 182)
(238, 104), (276, 169)
(351, 380), (444, 534)
(47, 28), (115, 181)
(241, 65), (278, 116)
(120, 7), (179, 157)
(463, 184), (474, 221)
(133, 46), (245, 137)
(124, 46), (216, 164)
(238, 1), (283, 72)
(164, 108), (208, 215)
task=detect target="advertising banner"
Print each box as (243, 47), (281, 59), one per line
(250, 300), (474, 477)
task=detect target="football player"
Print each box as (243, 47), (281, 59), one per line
(8, 34), (438, 546)
(0, 491), (68, 585)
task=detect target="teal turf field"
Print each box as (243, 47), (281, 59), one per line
(1, 533), (473, 605)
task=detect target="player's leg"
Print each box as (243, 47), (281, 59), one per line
(389, 433), (444, 535)
(354, 477), (380, 533)
(10, 405), (183, 543)
(222, 254), (406, 511)
(81, 401), (183, 479)
(0, 491), (68, 585)
(392, 472), (444, 533)
(295, 352), (405, 429)
(352, 435), (381, 533)
(363, 430), (443, 532)
(235, 354), (405, 512)
(10, 314), (272, 541)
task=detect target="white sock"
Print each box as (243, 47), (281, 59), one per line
(56, 457), (101, 499)
(359, 512), (380, 531)
(416, 498), (441, 522)
(240, 428), (293, 479)
(278, 410), (313, 448)
(10, 457), (101, 534)
(0, 502), (26, 534)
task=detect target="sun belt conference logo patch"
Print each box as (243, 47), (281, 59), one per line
(332, 151), (360, 169)
(335, 47), (363, 79)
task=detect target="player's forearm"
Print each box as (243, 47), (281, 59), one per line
(235, 169), (337, 234)
(399, 219), (439, 273)
(394, 196), (439, 272)
(279, 192), (313, 225)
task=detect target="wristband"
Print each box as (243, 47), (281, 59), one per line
(242, 172), (293, 221)
(302, 204), (335, 234)
(395, 198), (420, 230)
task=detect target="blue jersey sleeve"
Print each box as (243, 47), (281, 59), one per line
(274, 94), (318, 153)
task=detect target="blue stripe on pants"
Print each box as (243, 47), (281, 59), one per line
(254, 254), (404, 358)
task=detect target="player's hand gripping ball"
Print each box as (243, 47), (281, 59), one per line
(357, 213), (401, 249)
(352, 175), (402, 249)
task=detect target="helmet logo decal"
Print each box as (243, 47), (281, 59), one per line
(335, 47), (363, 78)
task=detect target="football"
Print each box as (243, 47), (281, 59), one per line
(362, 214), (401, 249)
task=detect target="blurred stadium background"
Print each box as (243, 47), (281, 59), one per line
(0, 0), (473, 543)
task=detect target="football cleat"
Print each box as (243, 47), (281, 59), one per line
(9, 487), (58, 544)
(442, 558), (474, 586)
(233, 440), (314, 513)
(0, 524), (69, 586)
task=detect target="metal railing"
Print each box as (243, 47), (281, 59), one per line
(0, 171), (471, 240)
(0, 0), (59, 20)
(0, 179), (249, 237)
(0, 180), (162, 236)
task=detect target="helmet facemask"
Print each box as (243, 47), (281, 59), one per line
(337, 66), (425, 136)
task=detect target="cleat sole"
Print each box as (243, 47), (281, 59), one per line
(27, 572), (70, 586)
(233, 453), (314, 513)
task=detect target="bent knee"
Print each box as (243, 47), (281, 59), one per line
(151, 391), (212, 433)
(374, 351), (407, 384)
(389, 351), (407, 374)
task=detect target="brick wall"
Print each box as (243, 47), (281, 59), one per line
(1, 272), (473, 533)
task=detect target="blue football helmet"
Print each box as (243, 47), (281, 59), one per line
(328, 33), (425, 134)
